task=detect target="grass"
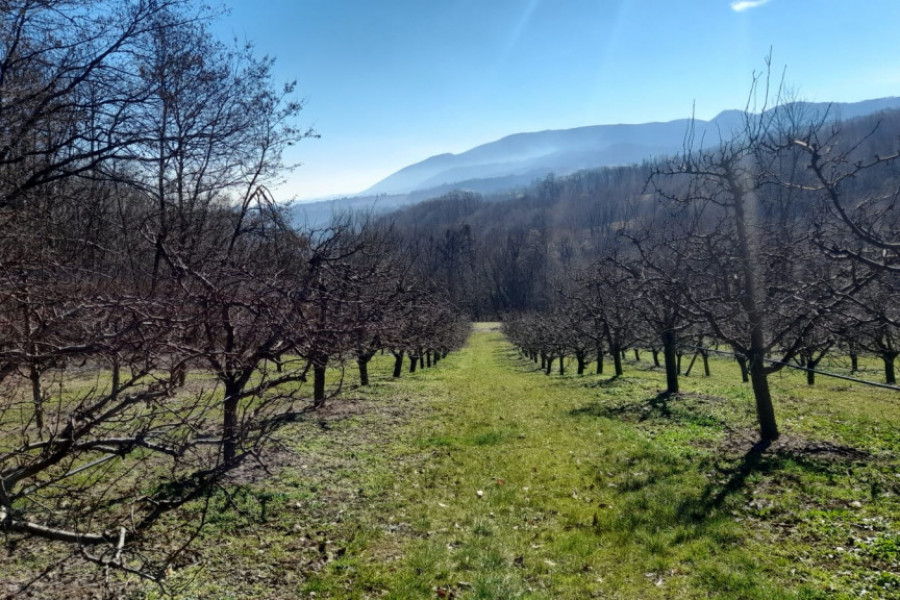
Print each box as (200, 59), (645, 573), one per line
(5, 330), (900, 599)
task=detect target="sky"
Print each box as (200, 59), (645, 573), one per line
(213, 0), (900, 201)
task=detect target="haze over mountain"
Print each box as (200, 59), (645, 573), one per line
(364, 97), (900, 196)
(291, 97), (900, 225)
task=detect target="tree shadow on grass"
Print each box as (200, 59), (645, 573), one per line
(676, 439), (773, 522)
(569, 389), (660, 419)
(676, 436), (870, 525)
(598, 436), (872, 555)
(583, 374), (622, 388)
(570, 391), (729, 428)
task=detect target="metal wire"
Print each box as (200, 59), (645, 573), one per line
(676, 344), (900, 392)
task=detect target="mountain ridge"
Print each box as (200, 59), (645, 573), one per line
(290, 97), (900, 226)
(363, 97), (900, 196)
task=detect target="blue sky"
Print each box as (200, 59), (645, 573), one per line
(214, 0), (900, 201)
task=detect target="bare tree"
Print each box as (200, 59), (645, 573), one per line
(788, 111), (900, 272)
(0, 0), (314, 584)
(648, 67), (866, 440)
(617, 204), (704, 394)
(836, 272), (900, 384)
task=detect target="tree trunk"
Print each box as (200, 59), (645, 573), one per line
(652, 349), (660, 367)
(612, 346), (623, 376)
(849, 352), (858, 373)
(737, 355), (749, 383)
(596, 349), (604, 374)
(313, 356), (327, 407)
(748, 352), (779, 441)
(559, 354), (565, 376)
(576, 350), (586, 375)
(392, 352), (404, 378)
(357, 356), (370, 387)
(545, 356), (553, 375)
(883, 352), (898, 385)
(732, 182), (778, 440)
(172, 360), (186, 386)
(223, 380), (242, 464)
(662, 330), (678, 395)
(633, 348), (640, 361)
(409, 355), (418, 373)
(684, 352), (699, 377)
(806, 364), (816, 386)
(29, 363), (43, 430)
(111, 356), (121, 398)
(426, 351), (432, 368)
(701, 350), (711, 377)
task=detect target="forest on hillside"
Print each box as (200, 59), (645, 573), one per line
(387, 107), (900, 317)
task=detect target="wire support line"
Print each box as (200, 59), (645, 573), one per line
(676, 344), (900, 392)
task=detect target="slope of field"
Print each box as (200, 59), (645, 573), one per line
(9, 329), (897, 599)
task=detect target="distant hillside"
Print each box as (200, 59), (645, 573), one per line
(363, 97), (900, 197)
(290, 97), (900, 226)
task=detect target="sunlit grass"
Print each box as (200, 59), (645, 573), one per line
(4, 332), (898, 599)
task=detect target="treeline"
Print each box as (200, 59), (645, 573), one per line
(0, 0), (467, 584)
(387, 109), (900, 322)
(386, 165), (650, 316)
(389, 87), (900, 443)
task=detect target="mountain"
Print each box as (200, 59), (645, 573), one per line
(290, 97), (900, 226)
(363, 97), (900, 197)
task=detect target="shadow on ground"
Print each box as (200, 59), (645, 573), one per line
(570, 391), (728, 428)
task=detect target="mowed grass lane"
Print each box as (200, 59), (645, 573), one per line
(154, 328), (899, 600)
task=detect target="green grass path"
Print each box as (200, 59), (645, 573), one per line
(165, 330), (900, 599)
(359, 331), (764, 599)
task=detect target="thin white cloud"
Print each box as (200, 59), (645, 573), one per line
(731, 0), (772, 11)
